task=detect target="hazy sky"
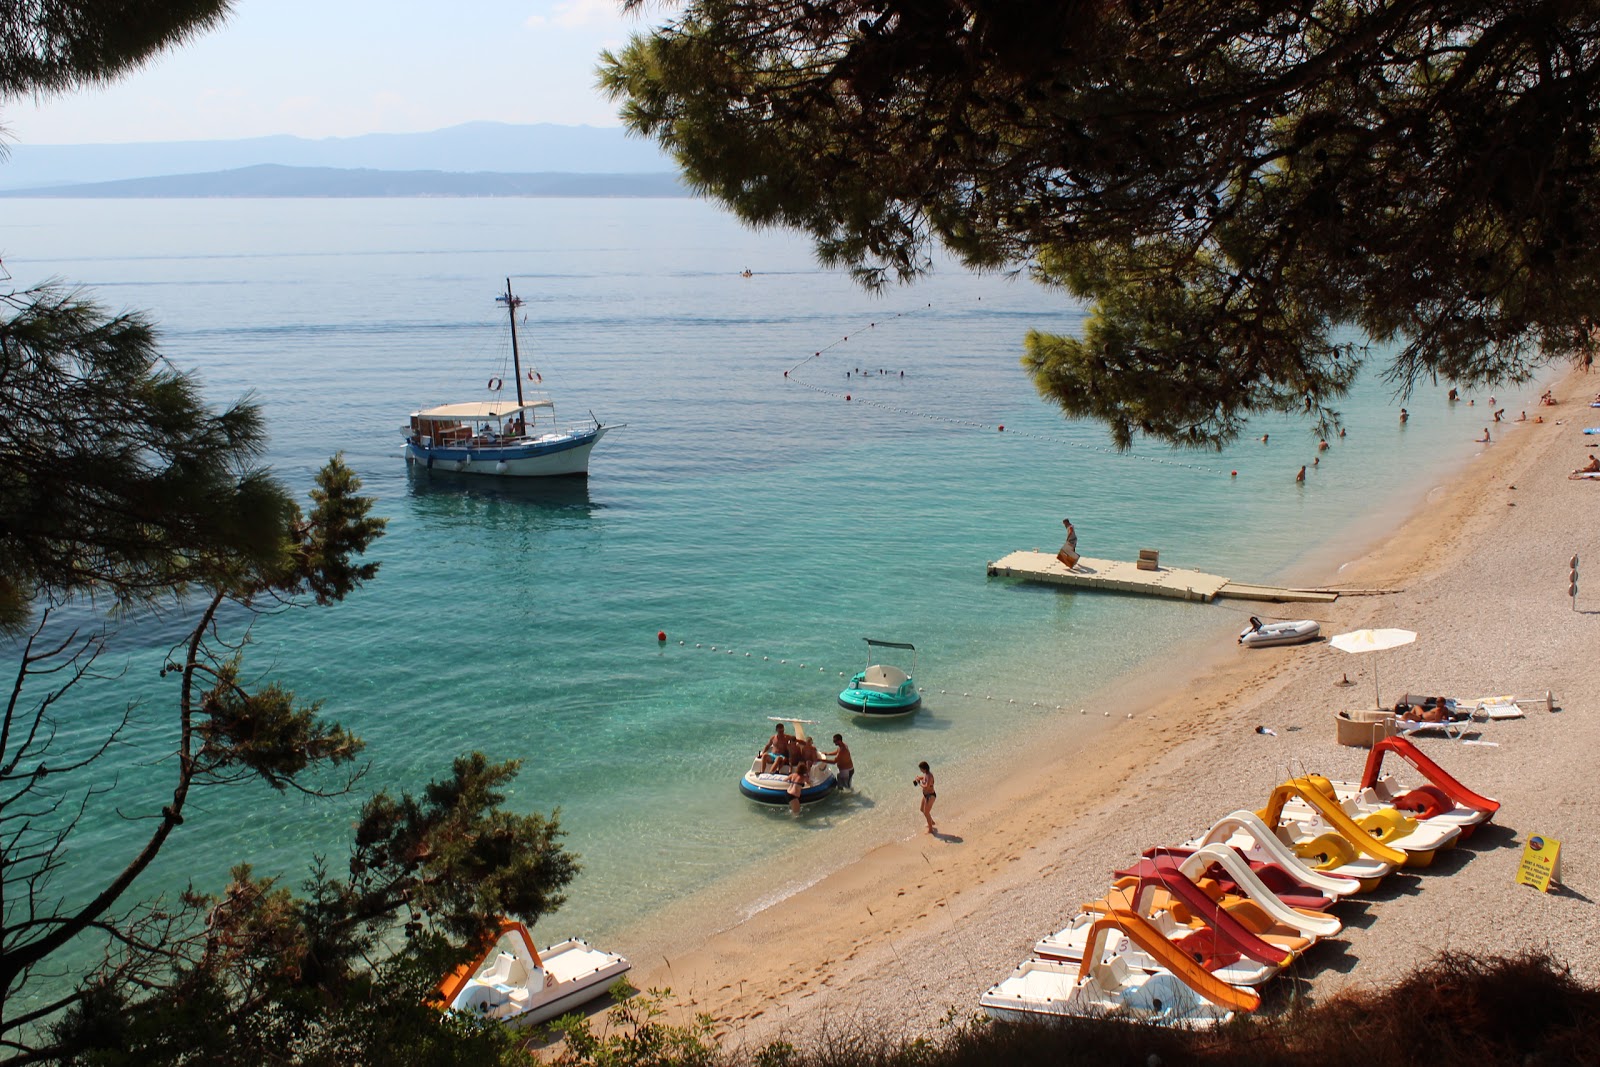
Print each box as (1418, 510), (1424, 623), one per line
(5, 0), (661, 145)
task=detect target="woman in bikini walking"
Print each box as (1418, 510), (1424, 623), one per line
(914, 761), (936, 834)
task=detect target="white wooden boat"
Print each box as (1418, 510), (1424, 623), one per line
(1238, 616), (1320, 648)
(437, 920), (630, 1027)
(404, 280), (609, 478)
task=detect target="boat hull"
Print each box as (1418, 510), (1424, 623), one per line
(740, 768), (838, 804)
(1238, 620), (1320, 648)
(406, 425), (607, 477)
(837, 688), (922, 715)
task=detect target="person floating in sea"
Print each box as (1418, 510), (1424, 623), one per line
(1399, 408), (1409, 423)
(1260, 433), (1269, 444)
(1296, 465), (1306, 483)
(914, 761), (937, 834)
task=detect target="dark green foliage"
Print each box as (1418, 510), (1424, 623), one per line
(48, 758), (575, 1065)
(0, 0), (233, 99)
(601, 1), (1600, 446)
(551, 986), (720, 1067)
(549, 952), (1600, 1067)
(0, 285), (294, 630)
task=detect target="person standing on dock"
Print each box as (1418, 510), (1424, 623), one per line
(1057, 518), (1079, 570)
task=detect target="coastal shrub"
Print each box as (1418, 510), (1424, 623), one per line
(545, 952), (1600, 1066)
(550, 986), (720, 1067)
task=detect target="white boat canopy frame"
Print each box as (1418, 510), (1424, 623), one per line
(412, 399), (555, 421)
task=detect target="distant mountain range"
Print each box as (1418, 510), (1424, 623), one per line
(0, 122), (686, 196)
(0, 164), (687, 198)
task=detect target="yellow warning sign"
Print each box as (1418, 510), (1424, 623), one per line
(1516, 835), (1562, 892)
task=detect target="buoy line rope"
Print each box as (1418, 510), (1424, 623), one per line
(663, 634), (1092, 713)
(783, 302), (1233, 476)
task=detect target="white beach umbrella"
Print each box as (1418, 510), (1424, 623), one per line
(1329, 628), (1418, 708)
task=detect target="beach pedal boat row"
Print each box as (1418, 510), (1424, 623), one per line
(436, 920), (630, 1028)
(1034, 847), (1334, 986)
(982, 737), (1501, 1027)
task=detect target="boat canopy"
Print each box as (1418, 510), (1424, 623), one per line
(864, 638), (916, 651)
(413, 400), (555, 420)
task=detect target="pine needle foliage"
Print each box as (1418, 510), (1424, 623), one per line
(601, 1), (1600, 446)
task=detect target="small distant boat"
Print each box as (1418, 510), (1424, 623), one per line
(403, 279), (610, 478)
(740, 717), (838, 804)
(436, 920), (630, 1028)
(1238, 617), (1320, 648)
(838, 638), (921, 715)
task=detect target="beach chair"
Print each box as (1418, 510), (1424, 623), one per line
(1393, 712), (1473, 741)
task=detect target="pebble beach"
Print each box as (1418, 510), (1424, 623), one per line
(617, 368), (1600, 1048)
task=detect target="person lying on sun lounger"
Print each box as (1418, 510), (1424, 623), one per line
(1395, 699), (1467, 723)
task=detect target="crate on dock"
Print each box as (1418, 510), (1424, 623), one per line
(1136, 549), (1160, 571)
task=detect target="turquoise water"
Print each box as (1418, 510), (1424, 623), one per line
(6, 198), (1531, 947)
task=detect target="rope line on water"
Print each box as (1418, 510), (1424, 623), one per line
(782, 301), (1234, 477)
(661, 634), (1138, 716)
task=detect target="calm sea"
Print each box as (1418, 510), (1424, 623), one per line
(6, 198), (1529, 957)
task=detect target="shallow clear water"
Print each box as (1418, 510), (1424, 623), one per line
(6, 197), (1530, 946)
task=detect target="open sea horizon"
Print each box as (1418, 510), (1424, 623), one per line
(6, 197), (1540, 977)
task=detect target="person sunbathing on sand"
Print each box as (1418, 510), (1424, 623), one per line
(1397, 701), (1450, 723)
(1576, 456), (1600, 475)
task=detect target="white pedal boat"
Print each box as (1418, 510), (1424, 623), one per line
(982, 910), (1258, 1027)
(438, 921), (630, 1028)
(1272, 776), (1462, 866)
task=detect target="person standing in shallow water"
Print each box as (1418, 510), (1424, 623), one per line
(914, 761), (936, 834)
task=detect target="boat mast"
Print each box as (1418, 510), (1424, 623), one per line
(502, 277), (527, 409)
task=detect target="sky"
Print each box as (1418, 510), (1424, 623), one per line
(4, 0), (664, 145)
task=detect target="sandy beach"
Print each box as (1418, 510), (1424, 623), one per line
(619, 369), (1600, 1050)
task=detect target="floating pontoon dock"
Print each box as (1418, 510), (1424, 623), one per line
(985, 551), (1340, 604)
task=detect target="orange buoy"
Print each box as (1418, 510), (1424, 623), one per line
(998, 425), (1004, 431)
(1231, 470), (1238, 477)
(657, 631), (666, 642)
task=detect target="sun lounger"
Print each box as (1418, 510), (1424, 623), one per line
(1394, 714), (1473, 740)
